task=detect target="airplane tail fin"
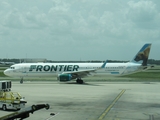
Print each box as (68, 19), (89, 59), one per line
(131, 43), (152, 66)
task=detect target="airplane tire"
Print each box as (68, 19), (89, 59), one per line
(76, 79), (84, 84)
(20, 79), (23, 84)
(2, 105), (7, 111)
(80, 80), (84, 84)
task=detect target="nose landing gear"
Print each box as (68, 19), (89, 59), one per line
(20, 77), (23, 84)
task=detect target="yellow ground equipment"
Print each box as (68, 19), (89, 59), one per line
(0, 80), (27, 111)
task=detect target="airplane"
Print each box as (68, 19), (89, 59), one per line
(4, 43), (152, 84)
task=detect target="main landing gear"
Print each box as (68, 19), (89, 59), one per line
(76, 78), (84, 84)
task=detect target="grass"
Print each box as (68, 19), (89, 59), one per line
(123, 72), (160, 79)
(0, 72), (7, 77)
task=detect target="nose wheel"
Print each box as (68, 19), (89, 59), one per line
(20, 77), (23, 84)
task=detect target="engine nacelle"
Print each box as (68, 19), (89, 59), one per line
(57, 74), (72, 82)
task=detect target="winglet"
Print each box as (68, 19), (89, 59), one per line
(101, 60), (107, 68)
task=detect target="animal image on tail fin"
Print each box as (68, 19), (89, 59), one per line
(133, 43), (151, 66)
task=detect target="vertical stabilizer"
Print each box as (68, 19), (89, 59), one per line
(131, 43), (151, 66)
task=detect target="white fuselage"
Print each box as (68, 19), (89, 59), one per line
(4, 62), (142, 78)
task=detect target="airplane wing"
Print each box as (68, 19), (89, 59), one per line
(62, 69), (97, 79)
(61, 60), (107, 79)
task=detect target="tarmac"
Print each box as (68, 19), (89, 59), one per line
(0, 81), (160, 120)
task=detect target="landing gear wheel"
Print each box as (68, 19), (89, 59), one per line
(20, 79), (23, 84)
(2, 105), (7, 111)
(20, 78), (23, 84)
(76, 79), (84, 84)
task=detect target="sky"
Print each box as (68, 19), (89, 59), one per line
(0, 0), (160, 61)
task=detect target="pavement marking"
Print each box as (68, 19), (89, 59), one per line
(98, 89), (126, 120)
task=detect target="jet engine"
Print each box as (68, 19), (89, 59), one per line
(57, 74), (72, 81)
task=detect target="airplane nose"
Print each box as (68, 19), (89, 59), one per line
(4, 69), (10, 76)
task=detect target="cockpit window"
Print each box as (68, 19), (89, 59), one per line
(10, 67), (15, 69)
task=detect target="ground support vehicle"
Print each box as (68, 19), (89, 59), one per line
(0, 91), (27, 111)
(0, 104), (52, 120)
(0, 80), (26, 111)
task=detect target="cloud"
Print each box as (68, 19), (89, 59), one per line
(0, 1), (11, 12)
(25, 7), (48, 29)
(3, 8), (25, 29)
(0, 0), (160, 60)
(123, 1), (160, 42)
(127, 1), (158, 29)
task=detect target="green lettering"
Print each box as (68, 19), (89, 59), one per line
(59, 65), (64, 71)
(43, 65), (50, 71)
(36, 65), (43, 71)
(67, 65), (72, 71)
(29, 65), (36, 71)
(73, 65), (79, 71)
(50, 65), (58, 71)
(64, 65), (67, 71)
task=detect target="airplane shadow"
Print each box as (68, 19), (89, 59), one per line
(61, 82), (101, 86)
